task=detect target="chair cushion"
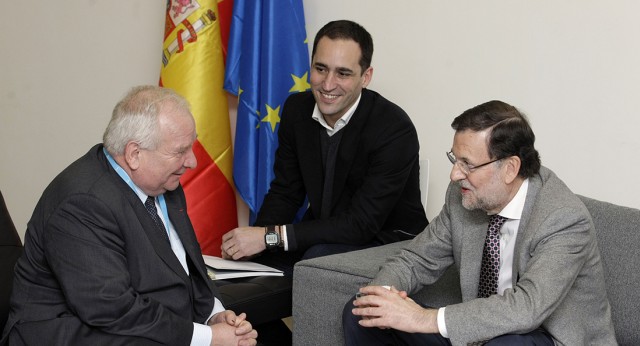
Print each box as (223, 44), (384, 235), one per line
(579, 195), (640, 345)
(215, 276), (292, 326)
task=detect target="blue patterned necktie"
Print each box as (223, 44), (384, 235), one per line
(478, 215), (507, 298)
(144, 196), (169, 243)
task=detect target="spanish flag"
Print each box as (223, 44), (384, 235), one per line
(160, 0), (236, 256)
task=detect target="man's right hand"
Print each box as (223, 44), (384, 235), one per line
(210, 318), (258, 346)
(352, 285), (438, 334)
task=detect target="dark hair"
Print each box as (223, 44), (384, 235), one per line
(311, 20), (373, 75)
(451, 100), (541, 178)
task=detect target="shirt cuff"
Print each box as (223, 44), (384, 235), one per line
(191, 323), (212, 346)
(284, 224), (297, 251)
(282, 225), (289, 251)
(437, 307), (449, 338)
(192, 297), (225, 346)
(211, 297), (225, 315)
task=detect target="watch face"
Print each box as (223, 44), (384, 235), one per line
(266, 233), (278, 244)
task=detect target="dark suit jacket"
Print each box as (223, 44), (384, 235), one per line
(2, 145), (218, 346)
(0, 190), (22, 331)
(372, 167), (616, 345)
(256, 89), (428, 251)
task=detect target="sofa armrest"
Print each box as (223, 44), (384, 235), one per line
(292, 240), (461, 346)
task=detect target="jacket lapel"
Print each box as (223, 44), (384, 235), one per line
(458, 210), (491, 301)
(165, 191), (208, 282)
(101, 153), (191, 282)
(511, 172), (544, 286)
(329, 90), (372, 212)
(297, 108), (324, 217)
(127, 191), (190, 281)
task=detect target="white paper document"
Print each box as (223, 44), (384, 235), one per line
(202, 255), (284, 280)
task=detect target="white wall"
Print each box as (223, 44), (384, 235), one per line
(1, 1), (166, 238)
(2, 1), (638, 239)
(304, 0), (640, 219)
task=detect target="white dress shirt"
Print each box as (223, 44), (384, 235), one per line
(311, 93), (361, 136)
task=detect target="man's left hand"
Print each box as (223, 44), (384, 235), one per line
(209, 310), (257, 346)
(210, 310), (257, 336)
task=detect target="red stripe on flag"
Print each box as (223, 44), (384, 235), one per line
(181, 139), (237, 256)
(218, 0), (233, 62)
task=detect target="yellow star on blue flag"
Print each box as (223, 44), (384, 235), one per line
(289, 72), (310, 93)
(261, 104), (281, 132)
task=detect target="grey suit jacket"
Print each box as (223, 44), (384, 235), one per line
(2, 144), (218, 346)
(371, 166), (616, 345)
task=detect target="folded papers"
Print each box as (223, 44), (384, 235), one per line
(202, 255), (284, 280)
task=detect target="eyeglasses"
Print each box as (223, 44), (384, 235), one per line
(446, 151), (503, 175)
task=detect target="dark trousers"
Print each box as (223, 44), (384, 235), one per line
(342, 294), (554, 346)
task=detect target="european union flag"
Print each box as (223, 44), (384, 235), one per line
(224, 0), (310, 222)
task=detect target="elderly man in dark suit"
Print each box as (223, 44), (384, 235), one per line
(343, 100), (616, 345)
(1, 86), (257, 346)
(221, 20), (428, 275)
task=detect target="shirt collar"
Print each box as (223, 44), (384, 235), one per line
(103, 147), (151, 204)
(311, 93), (361, 136)
(497, 178), (529, 221)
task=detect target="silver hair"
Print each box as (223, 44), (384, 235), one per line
(103, 86), (191, 155)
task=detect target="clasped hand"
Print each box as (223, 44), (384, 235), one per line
(209, 310), (257, 346)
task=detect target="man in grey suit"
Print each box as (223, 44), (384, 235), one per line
(343, 100), (616, 345)
(2, 86), (257, 345)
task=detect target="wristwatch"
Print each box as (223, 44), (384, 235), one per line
(265, 225), (280, 252)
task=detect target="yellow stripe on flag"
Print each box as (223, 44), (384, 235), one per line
(160, 0), (237, 255)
